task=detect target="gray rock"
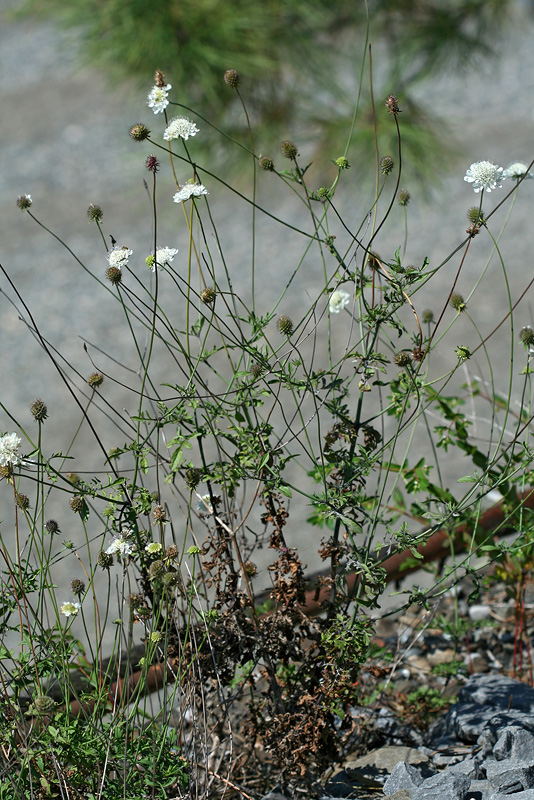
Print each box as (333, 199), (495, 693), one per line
(386, 793), (412, 800)
(489, 792), (534, 800)
(448, 758), (482, 779)
(448, 706), (534, 744)
(494, 727), (534, 762)
(345, 746), (432, 787)
(383, 762), (425, 795)
(411, 772), (471, 800)
(457, 674), (534, 714)
(484, 759), (534, 794)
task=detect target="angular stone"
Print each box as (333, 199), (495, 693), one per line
(345, 745), (432, 787)
(383, 761), (425, 795)
(484, 759), (534, 794)
(411, 771), (471, 800)
(489, 792), (534, 800)
(456, 674), (534, 714)
(448, 706), (534, 744)
(494, 727), (534, 762)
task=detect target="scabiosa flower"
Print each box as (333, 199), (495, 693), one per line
(224, 69), (240, 88)
(450, 293), (467, 312)
(520, 326), (534, 347)
(380, 156), (394, 175)
(163, 116), (199, 141)
(146, 247), (179, 272)
(106, 535), (135, 557)
(60, 600), (81, 617)
(87, 372), (104, 388)
(107, 246), (132, 269)
(329, 289), (351, 314)
(145, 541), (163, 555)
(147, 83), (171, 114)
(87, 203), (103, 223)
(129, 123), (151, 141)
(464, 161), (504, 193)
(46, 519), (60, 535)
(398, 189), (410, 206)
(172, 181), (208, 203)
(16, 194), (32, 210)
(0, 433), (22, 467)
(503, 162), (533, 180)
(335, 156), (350, 169)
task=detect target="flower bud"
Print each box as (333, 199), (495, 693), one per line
(259, 155), (274, 171)
(16, 493), (30, 510)
(278, 315), (293, 336)
(98, 551), (113, 569)
(280, 140), (298, 160)
(467, 207), (485, 225)
(145, 155), (159, 173)
(33, 696), (56, 715)
(200, 287), (216, 305)
(46, 519), (60, 535)
(335, 156), (350, 169)
(87, 203), (103, 223)
(398, 189), (410, 206)
(69, 497), (83, 514)
(154, 69), (166, 88)
(422, 309), (434, 324)
(385, 94), (401, 114)
(450, 293), (466, 313)
(185, 468), (202, 489)
(520, 326), (534, 347)
(88, 372), (104, 388)
(456, 345), (471, 361)
(394, 352), (412, 367)
(16, 194), (32, 211)
(106, 266), (122, 286)
(149, 559), (165, 579)
(380, 156), (394, 175)
(71, 578), (85, 596)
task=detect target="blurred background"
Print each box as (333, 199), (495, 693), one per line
(1, 0), (534, 633)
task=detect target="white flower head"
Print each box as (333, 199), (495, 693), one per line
(173, 181), (208, 204)
(164, 117), (199, 141)
(147, 83), (171, 114)
(329, 289), (351, 314)
(0, 432), (22, 467)
(503, 162), (533, 181)
(145, 541), (163, 555)
(107, 246), (133, 269)
(146, 246), (179, 272)
(60, 601), (81, 617)
(106, 535), (135, 557)
(464, 161), (504, 193)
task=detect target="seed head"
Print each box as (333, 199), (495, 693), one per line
(145, 154), (159, 173)
(467, 207), (485, 225)
(88, 372), (104, 389)
(87, 203), (103, 223)
(166, 544), (179, 560)
(380, 156), (394, 175)
(520, 326), (534, 347)
(278, 315), (293, 336)
(33, 696), (56, 715)
(106, 266), (122, 286)
(16, 493), (30, 510)
(69, 496), (84, 514)
(66, 472), (80, 487)
(200, 287), (216, 305)
(16, 194), (32, 211)
(149, 559), (166, 579)
(422, 309), (434, 324)
(250, 363), (262, 379)
(129, 123), (151, 141)
(223, 69), (240, 88)
(162, 571), (179, 588)
(98, 551), (113, 569)
(30, 398), (48, 423)
(450, 293), (467, 313)
(394, 352), (412, 367)
(243, 561), (257, 577)
(152, 504), (166, 523)
(185, 467), (202, 489)
(71, 578), (85, 596)
(335, 156), (350, 169)
(46, 519), (60, 535)
(412, 347), (425, 362)
(398, 189), (410, 206)
(385, 94), (401, 114)
(280, 140), (298, 160)
(363, 425), (381, 451)
(259, 155), (274, 171)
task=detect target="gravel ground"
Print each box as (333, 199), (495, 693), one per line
(1, 3), (534, 636)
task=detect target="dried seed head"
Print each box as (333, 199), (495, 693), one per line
(162, 571), (179, 588)
(30, 398), (48, 423)
(223, 69), (240, 88)
(66, 473), (80, 487)
(280, 140), (298, 159)
(165, 544), (179, 560)
(88, 372), (104, 388)
(71, 578), (85, 596)
(46, 519), (60, 535)
(106, 266), (122, 286)
(412, 347), (425, 362)
(145, 154), (159, 173)
(87, 203), (103, 223)
(422, 309), (434, 324)
(394, 352), (412, 367)
(259, 155), (274, 171)
(149, 559), (166, 579)
(129, 123), (151, 141)
(278, 315), (293, 336)
(16, 493), (30, 510)
(250, 363), (262, 379)
(97, 551), (113, 569)
(154, 69), (166, 88)
(127, 593), (142, 608)
(450, 293), (467, 312)
(69, 496), (83, 514)
(243, 561), (257, 577)
(17, 194), (33, 211)
(33, 696), (56, 715)
(398, 189), (410, 206)
(152, 504), (166, 523)
(184, 468), (202, 489)
(200, 287), (216, 305)
(380, 156), (394, 175)
(520, 326), (534, 347)
(385, 94), (401, 114)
